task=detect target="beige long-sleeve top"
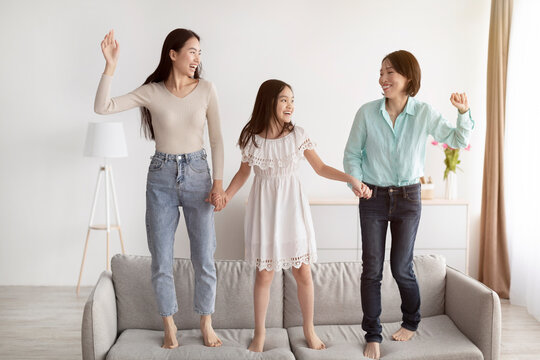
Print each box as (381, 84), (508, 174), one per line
(94, 74), (224, 180)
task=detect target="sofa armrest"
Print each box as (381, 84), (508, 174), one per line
(81, 271), (118, 360)
(445, 266), (501, 360)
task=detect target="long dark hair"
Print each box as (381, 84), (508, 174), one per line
(140, 28), (202, 140)
(238, 79), (294, 149)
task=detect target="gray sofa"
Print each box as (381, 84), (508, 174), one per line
(82, 254), (501, 360)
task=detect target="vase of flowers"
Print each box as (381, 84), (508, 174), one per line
(431, 141), (471, 200)
(445, 170), (457, 199)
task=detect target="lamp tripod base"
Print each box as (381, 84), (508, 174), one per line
(76, 164), (125, 295)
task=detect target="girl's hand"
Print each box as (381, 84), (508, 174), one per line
(211, 191), (230, 211)
(222, 192), (231, 209)
(101, 29), (120, 66)
(450, 92), (469, 114)
(361, 182), (373, 199)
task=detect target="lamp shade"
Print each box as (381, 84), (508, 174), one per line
(84, 121), (128, 158)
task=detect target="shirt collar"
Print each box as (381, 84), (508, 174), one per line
(404, 96), (416, 116)
(379, 96), (417, 116)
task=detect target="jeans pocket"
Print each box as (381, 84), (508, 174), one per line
(405, 189), (421, 203)
(188, 157), (209, 173)
(149, 157), (164, 171)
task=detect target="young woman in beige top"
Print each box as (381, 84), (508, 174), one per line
(95, 28), (224, 349)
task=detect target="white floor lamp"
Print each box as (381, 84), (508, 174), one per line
(77, 121), (128, 295)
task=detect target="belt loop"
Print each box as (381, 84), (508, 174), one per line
(403, 185), (407, 198)
(373, 185), (378, 199)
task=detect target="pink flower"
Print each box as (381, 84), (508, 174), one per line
(431, 141), (439, 146)
(464, 144), (471, 151)
(442, 143), (448, 149)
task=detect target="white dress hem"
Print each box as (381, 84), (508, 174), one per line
(249, 253), (318, 272)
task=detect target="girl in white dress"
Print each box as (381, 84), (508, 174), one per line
(219, 79), (371, 352)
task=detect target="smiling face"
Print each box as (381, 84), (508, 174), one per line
(170, 36), (201, 78)
(379, 58), (409, 99)
(275, 86), (294, 124)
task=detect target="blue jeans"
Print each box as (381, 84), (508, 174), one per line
(145, 149), (217, 317)
(359, 183), (422, 343)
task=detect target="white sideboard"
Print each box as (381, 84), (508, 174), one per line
(310, 199), (469, 274)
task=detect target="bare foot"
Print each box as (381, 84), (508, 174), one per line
(162, 322), (178, 349)
(392, 327), (415, 341)
(248, 330), (265, 352)
(304, 327), (326, 350)
(364, 342), (380, 359)
(200, 315), (222, 347)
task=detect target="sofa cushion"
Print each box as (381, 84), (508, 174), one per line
(106, 328), (294, 360)
(283, 255), (446, 327)
(286, 315), (483, 360)
(111, 255), (283, 332)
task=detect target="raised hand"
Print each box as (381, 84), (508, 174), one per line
(450, 92), (469, 114)
(101, 29), (120, 66)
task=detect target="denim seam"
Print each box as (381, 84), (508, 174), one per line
(160, 303), (178, 317)
(194, 308), (214, 316)
(401, 322), (418, 332)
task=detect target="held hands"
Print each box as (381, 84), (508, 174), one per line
(209, 192), (230, 212)
(351, 179), (372, 199)
(101, 29), (120, 66)
(450, 92), (469, 114)
(205, 183), (228, 212)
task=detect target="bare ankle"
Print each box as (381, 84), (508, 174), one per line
(253, 328), (266, 337)
(162, 316), (177, 330)
(200, 314), (212, 326)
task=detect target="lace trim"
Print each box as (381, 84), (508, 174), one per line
(241, 138), (316, 169)
(297, 138), (315, 153)
(254, 253), (317, 271)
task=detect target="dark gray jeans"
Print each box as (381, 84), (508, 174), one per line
(359, 182), (422, 343)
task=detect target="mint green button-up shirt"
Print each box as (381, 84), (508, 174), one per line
(343, 97), (474, 187)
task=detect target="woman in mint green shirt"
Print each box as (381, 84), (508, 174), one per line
(343, 50), (473, 360)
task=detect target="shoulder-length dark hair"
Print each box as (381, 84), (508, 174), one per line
(238, 79), (294, 149)
(382, 50), (421, 97)
(140, 28), (202, 140)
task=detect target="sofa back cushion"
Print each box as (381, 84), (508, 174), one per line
(283, 254), (446, 327)
(112, 255), (283, 331)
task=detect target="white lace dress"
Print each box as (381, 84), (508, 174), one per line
(242, 126), (318, 271)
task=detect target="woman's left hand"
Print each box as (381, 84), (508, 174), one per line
(450, 92), (469, 114)
(206, 181), (226, 211)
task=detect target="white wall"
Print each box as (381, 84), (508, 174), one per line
(0, 0), (491, 285)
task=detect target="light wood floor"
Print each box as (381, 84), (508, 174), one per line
(0, 287), (539, 359)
